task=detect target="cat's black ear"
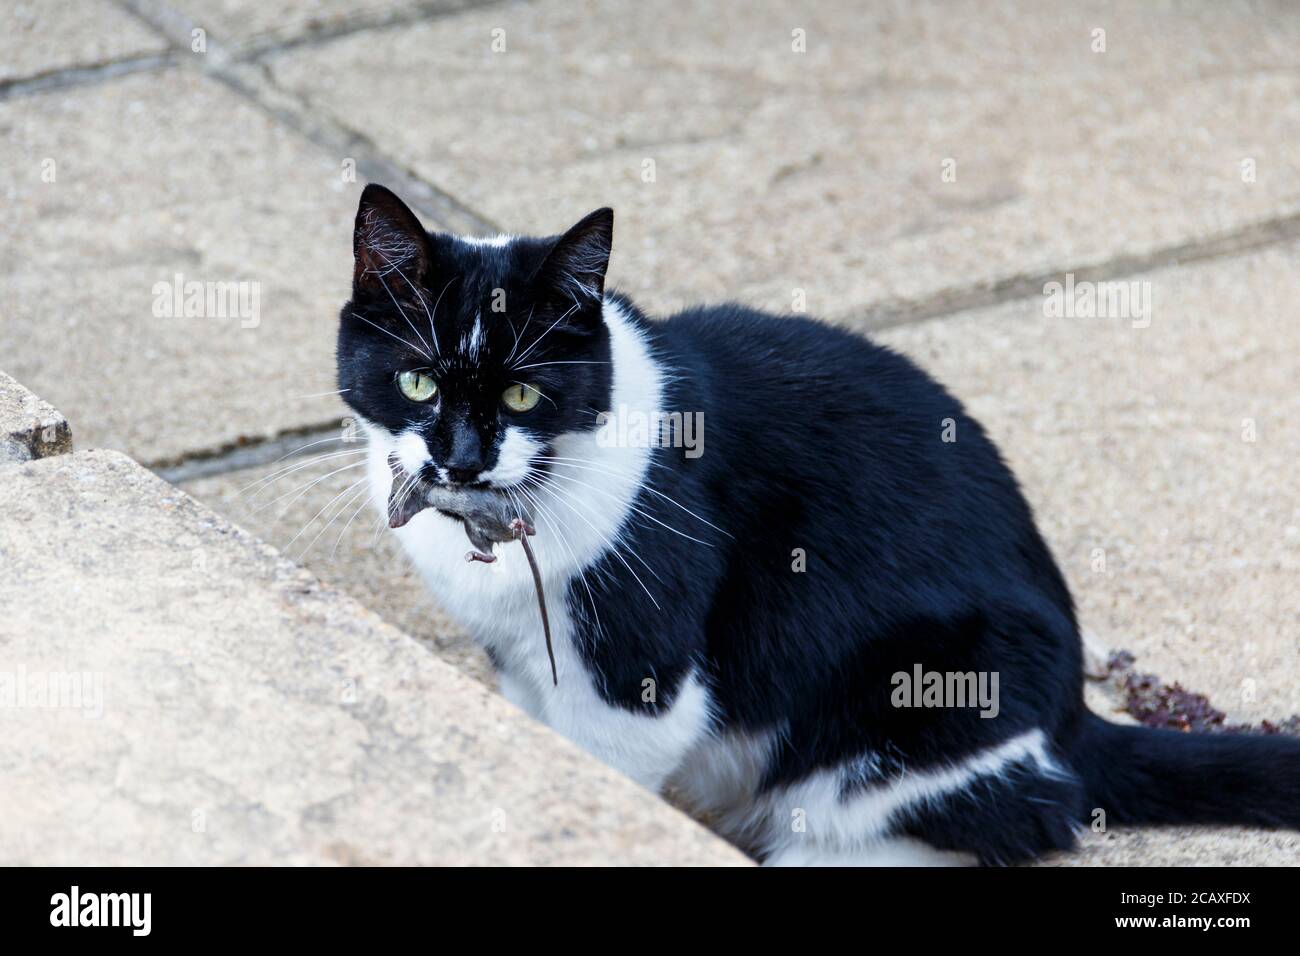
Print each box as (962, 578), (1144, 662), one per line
(353, 184), (430, 297)
(534, 208), (614, 310)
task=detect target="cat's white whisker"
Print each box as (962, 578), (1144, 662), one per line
(521, 473), (661, 609)
(252, 434), (356, 474)
(427, 276), (460, 357)
(349, 311), (430, 360)
(330, 482), (375, 560)
(534, 455), (730, 537)
(526, 474), (666, 586)
(512, 360), (610, 371)
(291, 388), (352, 400)
(250, 460), (368, 517)
(503, 305), (533, 366)
(396, 271), (442, 357)
(368, 252), (436, 359)
(535, 467), (713, 548)
(238, 448), (368, 498)
(511, 302), (580, 367)
(286, 477), (369, 557)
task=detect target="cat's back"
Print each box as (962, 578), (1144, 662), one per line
(654, 302), (968, 447)
(660, 302), (898, 372)
(649, 301), (1053, 605)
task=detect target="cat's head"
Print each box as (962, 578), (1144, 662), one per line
(337, 184), (614, 491)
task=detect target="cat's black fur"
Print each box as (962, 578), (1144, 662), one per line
(339, 184), (1300, 864)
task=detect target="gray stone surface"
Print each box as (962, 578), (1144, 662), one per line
(0, 68), (356, 465)
(0, 369), (72, 462)
(0, 449), (748, 865)
(1048, 827), (1300, 867)
(876, 241), (1300, 732)
(161, 0), (478, 51)
(183, 447), (490, 684)
(268, 0), (1300, 320)
(0, 1), (168, 85)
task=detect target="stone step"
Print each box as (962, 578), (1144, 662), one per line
(0, 369), (72, 463)
(0, 384), (746, 863)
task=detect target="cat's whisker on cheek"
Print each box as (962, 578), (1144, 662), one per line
(520, 472), (663, 606)
(279, 473), (367, 549)
(238, 448), (369, 498)
(247, 459), (369, 518)
(236, 435), (360, 488)
(532, 455), (729, 538)
(290, 388), (353, 400)
(330, 481), (376, 561)
(532, 475), (667, 586)
(288, 477), (370, 560)
(535, 467), (713, 548)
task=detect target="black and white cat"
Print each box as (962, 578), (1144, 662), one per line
(337, 184), (1300, 865)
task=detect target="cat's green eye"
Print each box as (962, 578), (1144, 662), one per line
(397, 370), (437, 402)
(502, 382), (542, 413)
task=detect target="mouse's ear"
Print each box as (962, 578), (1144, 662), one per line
(532, 207), (614, 307)
(353, 184), (430, 298)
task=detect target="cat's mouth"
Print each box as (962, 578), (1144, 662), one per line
(385, 454), (532, 549)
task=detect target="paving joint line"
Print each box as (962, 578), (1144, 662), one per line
(150, 420), (349, 484)
(217, 60), (499, 234)
(852, 210), (1300, 333)
(110, 0), (499, 234)
(233, 0), (521, 63)
(0, 52), (177, 101)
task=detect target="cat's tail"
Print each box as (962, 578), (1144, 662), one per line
(1076, 712), (1300, 828)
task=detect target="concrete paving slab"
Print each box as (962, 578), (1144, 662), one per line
(0, 68), (359, 464)
(267, 0), (1300, 319)
(182, 445), (490, 685)
(876, 241), (1300, 731)
(0, 1), (168, 85)
(1047, 826), (1300, 867)
(0, 369), (72, 462)
(159, 0), (481, 51)
(0, 449), (747, 865)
